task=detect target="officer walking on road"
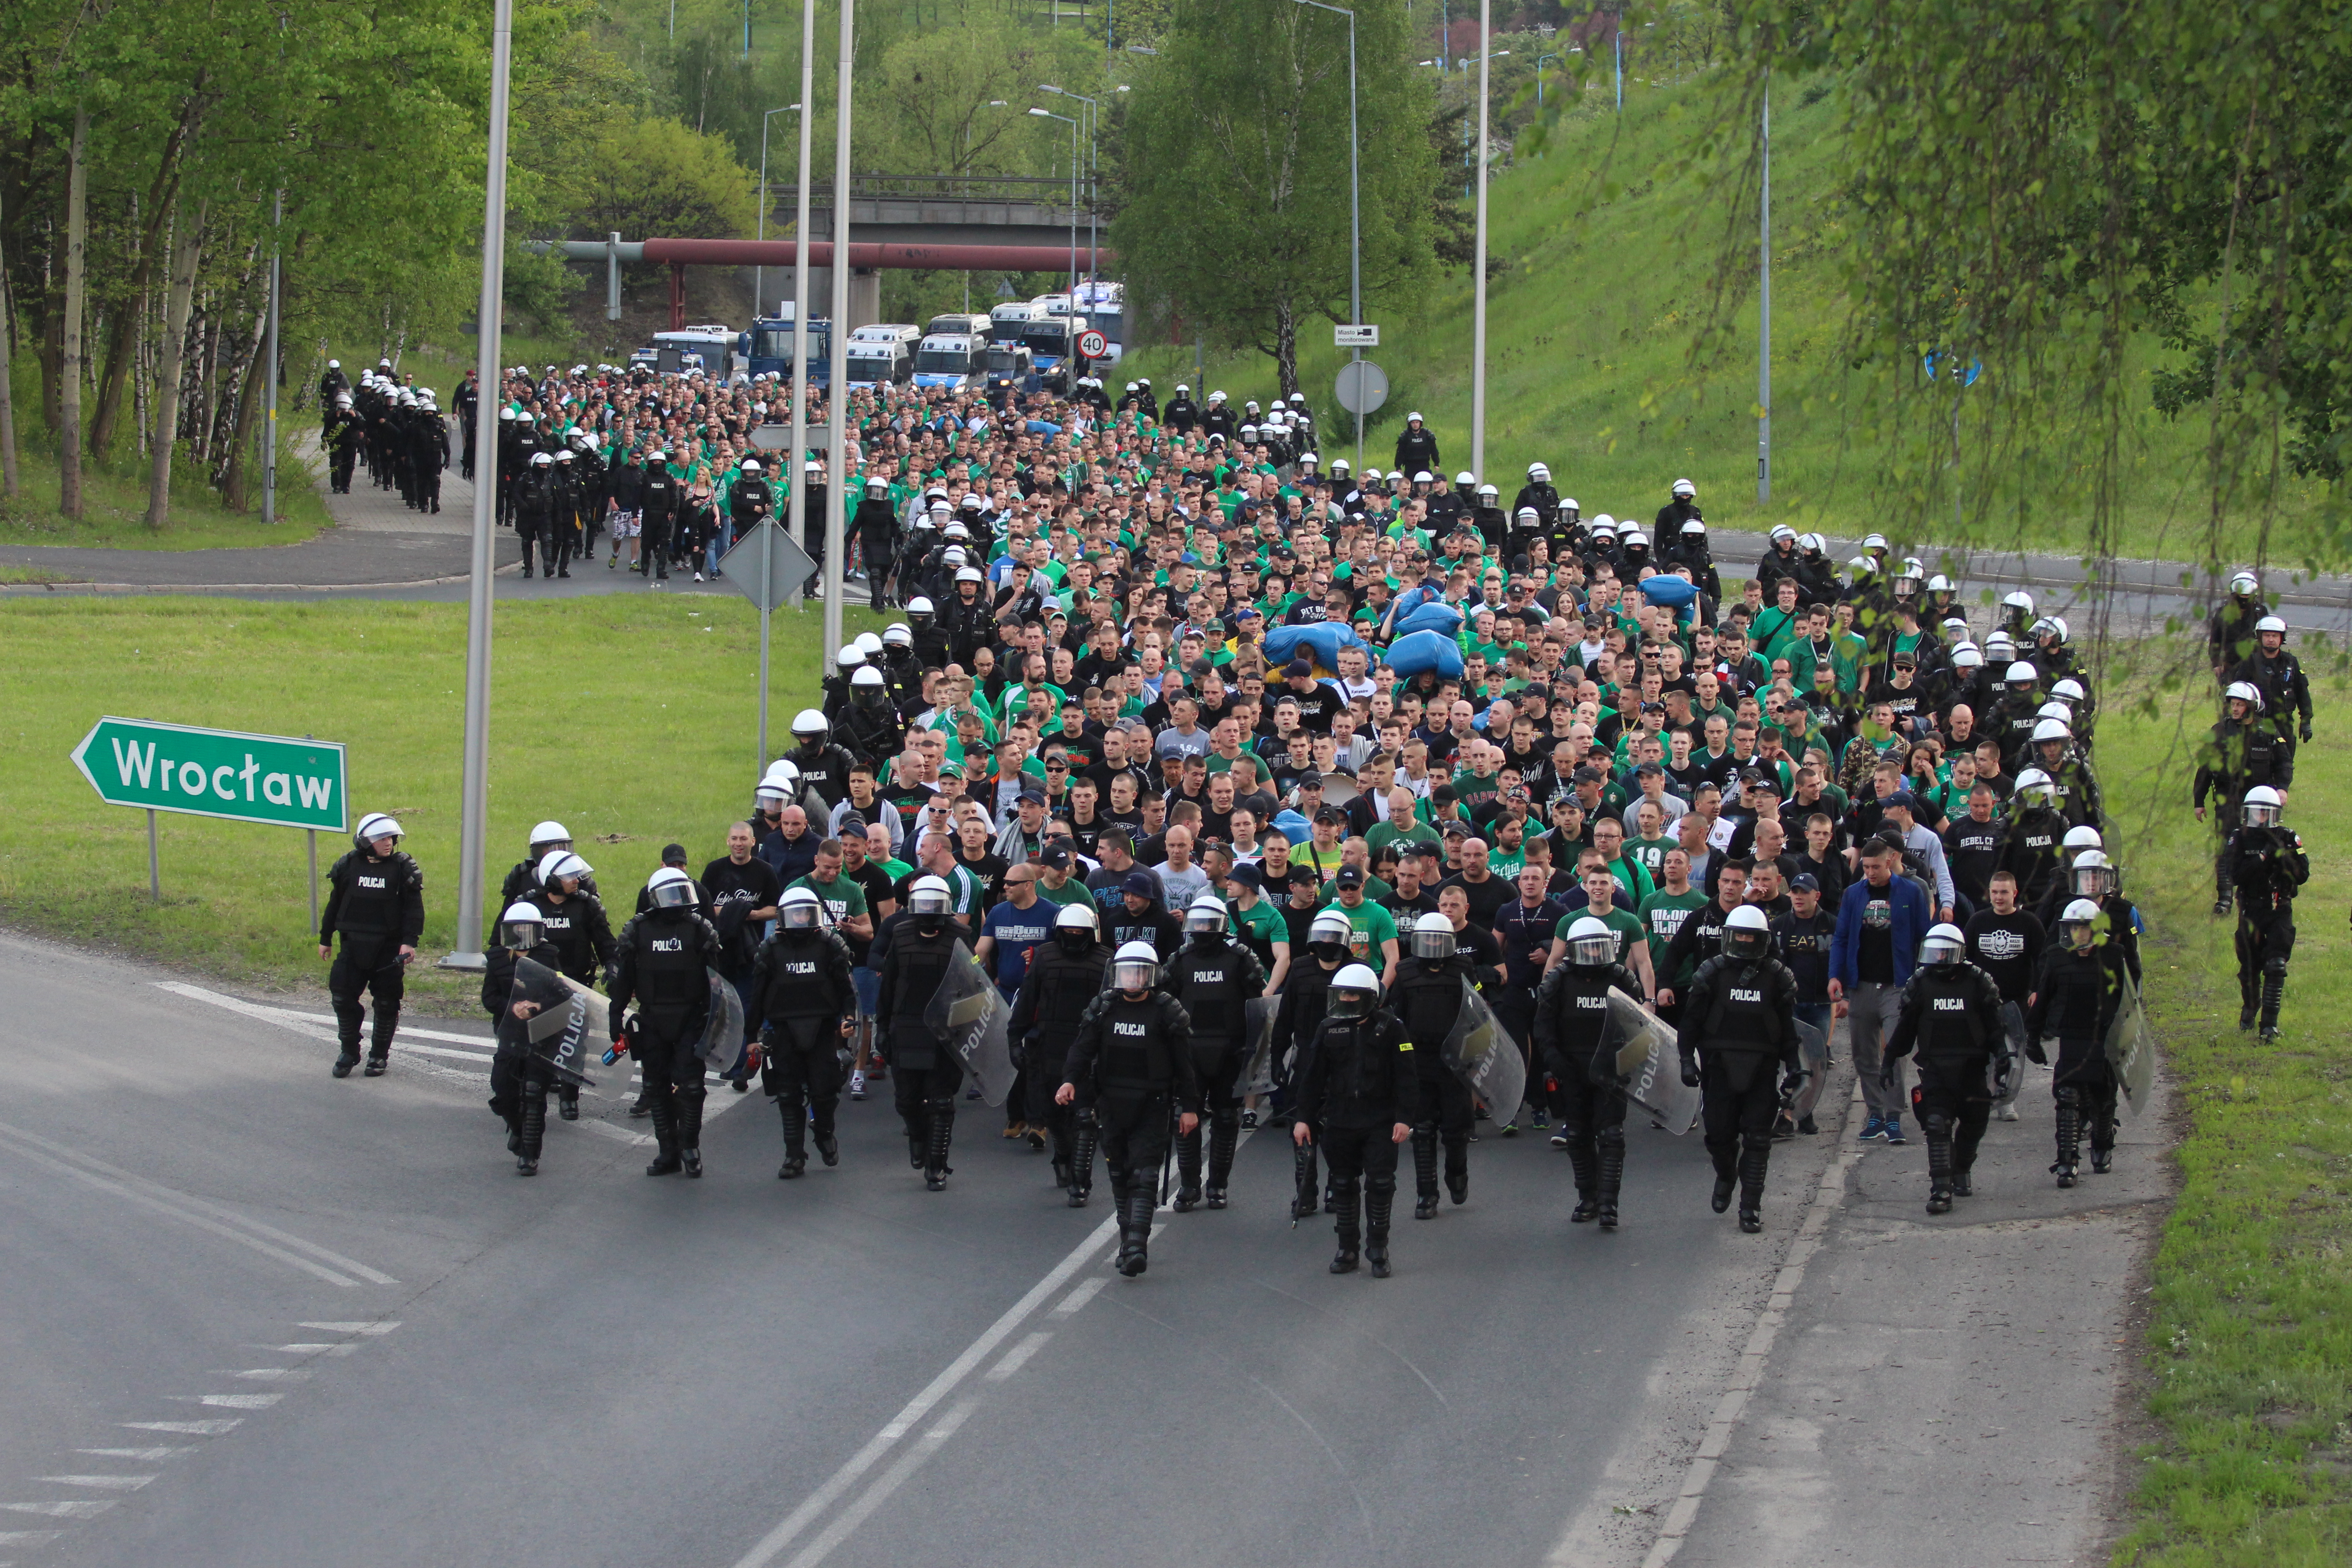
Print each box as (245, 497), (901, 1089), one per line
(1291, 965), (1420, 1277)
(1679, 905), (1805, 1233)
(1165, 894), (1267, 1213)
(1392, 912), (1479, 1219)
(1878, 923), (2009, 1214)
(750, 887), (858, 1180)
(1058, 941), (1199, 1277)
(319, 812), (425, 1079)
(1532, 917), (1645, 1230)
(484, 902), (564, 1176)
(1271, 906), (1355, 1220)
(874, 877), (970, 1190)
(608, 868), (725, 1178)
(527, 849), (615, 1122)
(2023, 898), (2131, 1186)
(1009, 903), (1113, 1205)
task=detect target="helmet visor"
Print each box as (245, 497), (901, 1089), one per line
(782, 902), (823, 931)
(909, 888), (952, 917)
(1722, 924), (1770, 960)
(1410, 925), (1455, 962)
(2072, 864), (2116, 898)
(1570, 933), (1616, 967)
(2243, 801), (2279, 828)
(1327, 986), (1373, 1019)
(1112, 958), (1156, 993)
(502, 920), (544, 949)
(650, 879), (697, 911)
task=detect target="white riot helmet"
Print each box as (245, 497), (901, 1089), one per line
(2002, 590), (2036, 616)
(1455, 470), (1475, 487)
(1682, 519), (1707, 536)
(854, 632), (885, 660)
(906, 595), (935, 617)
(1951, 645), (1984, 670)
(354, 812), (403, 852)
(2005, 661), (2039, 688)
(1723, 903), (1773, 960)
(2229, 569), (2259, 596)
(2223, 680), (2264, 712)
(2012, 768), (2058, 807)
(500, 902), (547, 950)
(1515, 506), (1540, 525)
(1408, 911), (1456, 963)
(2071, 850), (2117, 899)
(2257, 615), (2287, 637)
(791, 709), (831, 744)
(2036, 702), (2074, 724)
(2241, 785), (2283, 828)
(1053, 901), (1099, 955)
(1566, 916), (1617, 967)
(1327, 963), (1382, 1018)
(646, 867), (700, 911)
(537, 850), (591, 891)
(1919, 922), (1965, 966)
(867, 475), (889, 494)
(1984, 631), (2017, 661)
(883, 623), (914, 649)
(740, 459), (762, 474)
(1927, 573), (1953, 593)
(1112, 939), (1161, 994)
(1671, 477), (1696, 498)
(1185, 894), (1229, 939)
(2051, 677), (2086, 703)
(2032, 717), (2072, 744)
(851, 666), (888, 695)
(907, 875), (953, 930)
(2058, 897), (2102, 947)
(779, 886), (827, 931)
(956, 567), (985, 585)
(2062, 825), (2103, 853)
(529, 820), (573, 853)
(1308, 907), (1355, 957)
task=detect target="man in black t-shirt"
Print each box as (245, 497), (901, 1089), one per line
(704, 823), (785, 1090)
(1962, 867), (2046, 1124)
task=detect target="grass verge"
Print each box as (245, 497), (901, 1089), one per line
(0, 594), (885, 1013)
(0, 434), (333, 551)
(2099, 670), (2352, 1565)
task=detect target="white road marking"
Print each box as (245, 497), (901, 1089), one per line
(0, 1118), (395, 1287)
(261, 1344), (357, 1356)
(982, 1331), (1053, 1382)
(777, 1400), (980, 1568)
(74, 1450), (186, 1461)
(188, 1394), (281, 1410)
(37, 1476), (154, 1490)
(297, 1321), (400, 1335)
(153, 982), (495, 1050)
(222, 1368), (309, 1381)
(0, 1532), (63, 1545)
(0, 1503), (113, 1519)
(121, 1421), (238, 1436)
(1050, 1277), (1107, 1317)
(1634, 1083), (1870, 1568)
(725, 1123), (1261, 1568)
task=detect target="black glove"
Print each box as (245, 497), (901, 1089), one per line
(2301, 723), (2313, 743)
(2025, 1037), (2048, 1066)
(1878, 1066), (1896, 1091)
(1781, 1066), (1810, 1100)
(1679, 1051), (1701, 1089)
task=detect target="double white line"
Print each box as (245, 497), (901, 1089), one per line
(0, 1118), (395, 1289)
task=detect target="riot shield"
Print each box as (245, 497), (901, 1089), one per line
(1616, 992), (1701, 1135)
(1440, 979), (1528, 1120)
(925, 941), (1016, 1107)
(1607, 988), (1672, 1078)
(696, 968), (745, 1074)
(1788, 1018), (1831, 1122)
(2105, 977), (2157, 1117)
(509, 958), (603, 1089)
(1989, 1001), (2028, 1109)
(1232, 997), (1279, 1099)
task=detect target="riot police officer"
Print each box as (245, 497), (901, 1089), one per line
(1392, 912), (1478, 1218)
(2023, 898), (2131, 1185)
(1677, 905), (1805, 1233)
(318, 812), (426, 1078)
(1291, 965), (1420, 1277)
(841, 667), (906, 764)
(2195, 682), (2291, 915)
(905, 596), (951, 668)
(527, 849), (615, 1121)
(1532, 917), (1645, 1230)
(2231, 616), (2312, 754)
(875, 877), (969, 1190)
(853, 476), (899, 611)
(514, 451), (555, 577)
(608, 868), (725, 1177)
(484, 902), (564, 1175)
(502, 820), (593, 909)
(1998, 769), (2069, 907)
(750, 887), (858, 1180)
(2227, 787), (2308, 1040)
(1010, 903), (1112, 1205)
(1164, 895), (1268, 1212)
(1879, 924), (2009, 1214)
(1058, 941), (1200, 1277)
(786, 709), (859, 811)
(1271, 907), (1354, 1220)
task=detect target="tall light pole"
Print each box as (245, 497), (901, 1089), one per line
(445, 0), (516, 971)
(821, 0), (853, 673)
(1040, 85), (1101, 333)
(1291, 0), (1360, 474)
(1535, 50), (1557, 107)
(1030, 107), (1080, 310)
(1758, 78), (1771, 505)
(1470, 0), (1492, 483)
(755, 103), (800, 318)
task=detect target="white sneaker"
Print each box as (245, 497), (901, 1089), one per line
(1996, 1102), (2021, 1122)
(848, 1069), (867, 1101)
(693, 571), (704, 582)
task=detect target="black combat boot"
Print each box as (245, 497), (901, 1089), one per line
(2259, 965), (2286, 1042)
(558, 1083), (580, 1122)
(677, 1085), (706, 1178)
(924, 1098), (956, 1191)
(1068, 1116), (1098, 1208)
(1596, 1129), (1626, 1230)
(1411, 1128), (1440, 1220)
(644, 1095), (682, 1176)
(1117, 1189), (1153, 1277)
(1329, 1178), (1361, 1273)
(1291, 1137), (1319, 1222)
(2052, 1098), (2081, 1188)
(517, 1082), (546, 1176)
(1204, 1112), (1238, 1209)
(364, 1004), (398, 1076)
(1568, 1137), (1599, 1223)
(1364, 1181), (1396, 1278)
(778, 1092), (808, 1179)
(1737, 1139), (1770, 1233)
(1172, 1123), (1203, 1212)
(1925, 1120), (1954, 1215)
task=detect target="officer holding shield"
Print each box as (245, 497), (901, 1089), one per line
(1009, 903), (1113, 1205)
(1532, 918), (1645, 1230)
(485, 902), (564, 1176)
(1164, 894), (1267, 1213)
(875, 877), (970, 1190)
(1392, 913), (1479, 1218)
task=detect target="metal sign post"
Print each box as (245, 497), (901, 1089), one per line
(719, 520), (822, 767)
(147, 810), (160, 902)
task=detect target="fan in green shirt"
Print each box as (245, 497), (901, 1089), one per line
(1637, 885), (1710, 975)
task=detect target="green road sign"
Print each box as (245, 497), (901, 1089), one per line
(70, 717), (348, 832)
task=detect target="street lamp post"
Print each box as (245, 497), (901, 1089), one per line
(1291, 0), (1360, 472)
(821, 0), (853, 674)
(1758, 78), (1771, 505)
(1040, 85), (1102, 336)
(445, 0), (517, 970)
(755, 103), (800, 317)
(1029, 108), (1081, 314)
(1536, 50), (1557, 107)
(1471, 18), (1499, 481)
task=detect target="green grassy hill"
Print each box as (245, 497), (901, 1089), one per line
(1121, 76), (2316, 564)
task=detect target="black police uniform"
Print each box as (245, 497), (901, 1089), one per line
(638, 464), (680, 579)
(1532, 956), (1643, 1227)
(1678, 947), (1803, 1230)
(2022, 935), (2129, 1181)
(1163, 932), (1267, 1210)
(2229, 819), (2308, 1037)
(482, 936), (565, 1172)
(853, 494), (899, 610)
(874, 916), (969, 1187)
(608, 906), (724, 1176)
(1292, 1003), (1422, 1276)
(1270, 956), (1342, 1218)
(526, 886), (617, 1119)
(790, 734), (861, 811)
(1881, 958), (2009, 1210)
(1009, 936), (1112, 1201)
(1996, 797), (2067, 908)
(319, 842), (426, 1074)
(750, 925), (858, 1178)
(1065, 987), (1200, 1276)
(1392, 951), (1478, 1216)
(2193, 715), (2291, 911)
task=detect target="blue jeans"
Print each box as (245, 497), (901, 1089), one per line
(851, 965), (880, 1019)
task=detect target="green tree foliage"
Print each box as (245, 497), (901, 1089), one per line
(1113, 0), (1438, 397)
(565, 114), (760, 245)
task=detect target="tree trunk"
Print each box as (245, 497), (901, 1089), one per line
(89, 87), (203, 458)
(1273, 296), (1299, 402)
(59, 105), (89, 519)
(147, 198), (203, 528)
(220, 307), (265, 510)
(0, 191), (19, 500)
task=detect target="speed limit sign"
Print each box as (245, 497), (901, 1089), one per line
(1076, 328), (1108, 359)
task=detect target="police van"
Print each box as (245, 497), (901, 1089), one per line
(844, 338), (913, 387)
(739, 303), (832, 388)
(912, 333), (983, 391)
(1017, 315), (1078, 393)
(647, 325), (745, 380)
(988, 302), (1038, 344)
(925, 312), (993, 340)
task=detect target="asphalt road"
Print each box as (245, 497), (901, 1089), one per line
(0, 928), (2157, 1568)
